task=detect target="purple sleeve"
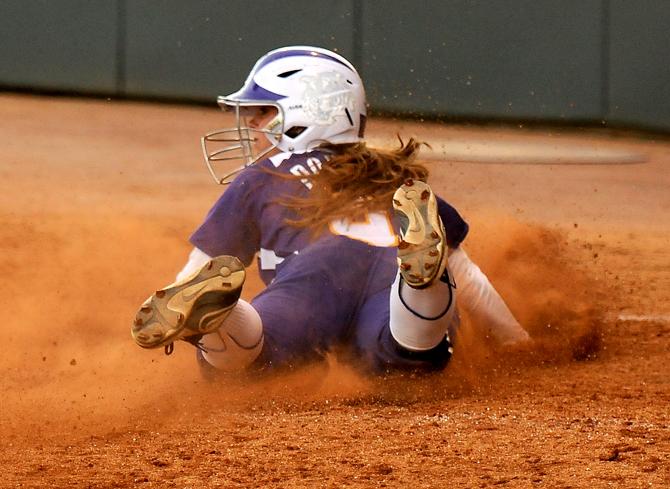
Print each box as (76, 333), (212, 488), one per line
(189, 169), (263, 266)
(437, 196), (469, 248)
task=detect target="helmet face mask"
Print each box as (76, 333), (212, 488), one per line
(201, 46), (367, 185)
(201, 101), (284, 184)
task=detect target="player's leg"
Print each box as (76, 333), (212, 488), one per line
(197, 298), (264, 371)
(391, 179), (529, 349)
(246, 240), (365, 370)
(352, 286), (456, 374)
(132, 238), (368, 374)
(131, 255), (264, 370)
(195, 238), (366, 374)
(173, 248), (351, 373)
(389, 180), (458, 352)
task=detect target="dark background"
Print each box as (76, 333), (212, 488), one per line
(1, 0), (669, 131)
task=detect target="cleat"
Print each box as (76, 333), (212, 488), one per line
(131, 255), (246, 349)
(393, 180), (447, 288)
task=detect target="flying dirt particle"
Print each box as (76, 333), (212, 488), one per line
(374, 463), (394, 475)
(70, 359), (77, 366)
(599, 448), (620, 462)
(42, 356), (46, 362)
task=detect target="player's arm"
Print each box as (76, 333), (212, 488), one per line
(448, 247), (530, 346)
(189, 168), (264, 265)
(175, 247), (212, 282)
(436, 196), (529, 346)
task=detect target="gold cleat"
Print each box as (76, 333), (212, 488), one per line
(393, 180), (447, 288)
(131, 255), (245, 349)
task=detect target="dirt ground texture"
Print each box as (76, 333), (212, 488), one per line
(1, 93), (669, 488)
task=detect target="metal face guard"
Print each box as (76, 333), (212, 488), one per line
(200, 101), (284, 185)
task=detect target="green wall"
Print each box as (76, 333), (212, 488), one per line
(0, 0), (119, 93)
(1, 0), (669, 131)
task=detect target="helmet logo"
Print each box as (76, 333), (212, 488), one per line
(267, 117), (282, 132)
(300, 71), (353, 126)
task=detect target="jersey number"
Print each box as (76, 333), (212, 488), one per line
(289, 157), (323, 189)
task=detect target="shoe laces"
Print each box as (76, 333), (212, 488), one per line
(163, 335), (206, 356)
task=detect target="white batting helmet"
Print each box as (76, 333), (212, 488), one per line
(201, 46), (367, 184)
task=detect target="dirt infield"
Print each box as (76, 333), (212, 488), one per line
(1, 93), (669, 488)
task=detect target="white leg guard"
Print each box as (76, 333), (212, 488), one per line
(200, 299), (264, 371)
(449, 247), (530, 346)
(389, 270), (457, 351)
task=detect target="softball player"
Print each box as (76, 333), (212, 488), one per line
(131, 46), (529, 375)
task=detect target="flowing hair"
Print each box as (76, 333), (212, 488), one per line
(279, 137), (429, 232)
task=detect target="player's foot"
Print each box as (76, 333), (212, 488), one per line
(131, 255), (245, 349)
(393, 179), (447, 288)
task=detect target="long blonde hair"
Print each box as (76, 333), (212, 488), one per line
(280, 137), (429, 231)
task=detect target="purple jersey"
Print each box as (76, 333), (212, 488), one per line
(190, 150), (469, 373)
(192, 151), (325, 284)
(191, 150), (468, 283)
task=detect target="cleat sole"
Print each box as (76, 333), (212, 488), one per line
(131, 255), (245, 349)
(393, 180), (446, 288)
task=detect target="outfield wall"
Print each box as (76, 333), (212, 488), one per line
(1, 0), (669, 131)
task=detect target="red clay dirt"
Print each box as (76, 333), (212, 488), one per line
(1, 94), (668, 488)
